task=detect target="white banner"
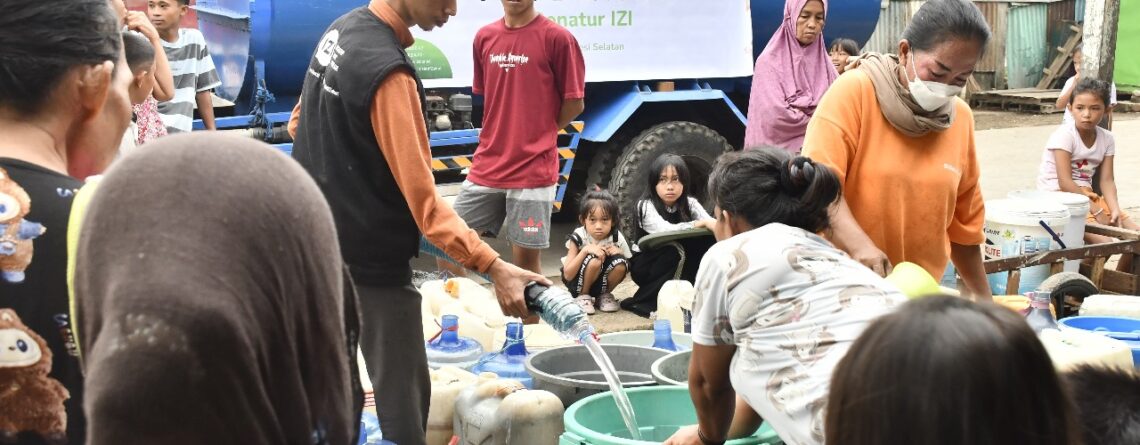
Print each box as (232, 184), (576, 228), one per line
(409, 0), (754, 88)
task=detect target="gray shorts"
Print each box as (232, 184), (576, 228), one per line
(452, 180), (555, 249)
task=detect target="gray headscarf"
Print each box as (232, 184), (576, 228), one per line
(75, 133), (361, 445)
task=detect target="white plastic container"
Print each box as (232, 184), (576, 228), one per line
(1007, 190), (1090, 272)
(453, 378), (564, 445)
(426, 367), (487, 445)
(657, 280), (693, 334)
(1079, 294), (1140, 318)
(983, 199), (1070, 294)
(1038, 328), (1134, 371)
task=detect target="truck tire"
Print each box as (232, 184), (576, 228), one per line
(610, 121), (733, 241)
(1040, 272), (1098, 318)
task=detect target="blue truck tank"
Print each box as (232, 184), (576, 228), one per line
(196, 0), (882, 111)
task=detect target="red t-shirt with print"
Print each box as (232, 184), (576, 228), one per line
(468, 15), (586, 189)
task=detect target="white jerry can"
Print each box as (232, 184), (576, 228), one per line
(427, 367), (488, 445)
(453, 377), (564, 445)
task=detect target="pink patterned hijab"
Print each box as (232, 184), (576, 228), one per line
(744, 0), (838, 152)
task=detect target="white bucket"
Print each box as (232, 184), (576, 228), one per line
(1007, 190), (1090, 272)
(984, 199), (1070, 295)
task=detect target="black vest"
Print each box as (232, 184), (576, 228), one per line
(292, 7), (426, 286)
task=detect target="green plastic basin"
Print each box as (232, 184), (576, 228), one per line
(560, 386), (783, 445)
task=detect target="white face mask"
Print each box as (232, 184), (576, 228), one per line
(907, 54), (963, 112)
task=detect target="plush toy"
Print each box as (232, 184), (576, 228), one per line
(0, 309), (69, 444)
(0, 167), (46, 283)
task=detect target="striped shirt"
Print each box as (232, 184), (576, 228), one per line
(157, 28), (221, 134)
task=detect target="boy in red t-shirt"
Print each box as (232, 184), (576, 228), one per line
(443, 0), (585, 275)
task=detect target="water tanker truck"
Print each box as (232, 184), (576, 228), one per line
(191, 0), (880, 230)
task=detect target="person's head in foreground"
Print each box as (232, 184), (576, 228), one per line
(707, 147), (840, 240)
(75, 133), (361, 444)
(826, 295), (1080, 445)
(1063, 364), (1140, 445)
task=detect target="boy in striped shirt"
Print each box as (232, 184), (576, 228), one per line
(148, 0), (221, 133)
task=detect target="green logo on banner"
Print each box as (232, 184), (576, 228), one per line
(407, 39), (453, 79)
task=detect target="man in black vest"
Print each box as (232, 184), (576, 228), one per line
(287, 1), (549, 443)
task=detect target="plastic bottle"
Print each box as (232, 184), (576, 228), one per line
(651, 319), (684, 351)
(426, 315), (484, 369)
(470, 322), (533, 388)
(524, 283), (594, 341)
(1025, 291), (1059, 333)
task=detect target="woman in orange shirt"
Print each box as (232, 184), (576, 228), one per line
(801, 0), (992, 300)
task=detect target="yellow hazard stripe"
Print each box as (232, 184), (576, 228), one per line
(558, 121), (585, 135)
(559, 149), (575, 159)
(431, 159), (447, 170)
(453, 157), (472, 167)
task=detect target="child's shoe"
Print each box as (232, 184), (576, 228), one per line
(575, 295), (596, 315)
(598, 293), (620, 313)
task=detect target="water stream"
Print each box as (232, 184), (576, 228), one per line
(580, 334), (643, 441)
(525, 283), (642, 440)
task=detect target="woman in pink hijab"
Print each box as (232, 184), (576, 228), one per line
(744, 0), (837, 153)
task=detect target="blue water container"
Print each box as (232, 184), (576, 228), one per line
(651, 320), (685, 352)
(1058, 316), (1140, 366)
(425, 315), (484, 370)
(470, 322), (533, 388)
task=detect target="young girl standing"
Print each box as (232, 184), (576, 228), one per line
(625, 154), (717, 317)
(561, 190), (632, 314)
(1037, 78), (1137, 270)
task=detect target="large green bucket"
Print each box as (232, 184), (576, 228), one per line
(560, 386), (783, 445)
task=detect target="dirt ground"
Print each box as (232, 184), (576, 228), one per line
(973, 110), (1140, 130)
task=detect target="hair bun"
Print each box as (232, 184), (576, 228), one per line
(779, 156), (816, 195)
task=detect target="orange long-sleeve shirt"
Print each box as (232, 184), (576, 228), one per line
(288, 0), (498, 274)
(802, 69), (986, 278)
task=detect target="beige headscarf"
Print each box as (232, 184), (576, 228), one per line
(854, 52), (956, 137)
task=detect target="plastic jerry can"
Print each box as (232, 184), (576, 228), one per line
(427, 367), (490, 445)
(657, 280), (693, 334)
(1080, 294), (1140, 318)
(453, 378), (564, 445)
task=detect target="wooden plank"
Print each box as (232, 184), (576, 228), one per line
(1006, 269), (1022, 295)
(1050, 262), (1065, 276)
(1090, 257), (1108, 288)
(1085, 223), (1140, 240)
(1079, 264), (1139, 295)
(983, 239), (1139, 273)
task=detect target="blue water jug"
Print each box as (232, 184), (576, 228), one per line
(425, 314), (484, 370)
(470, 322), (533, 388)
(651, 319), (684, 351)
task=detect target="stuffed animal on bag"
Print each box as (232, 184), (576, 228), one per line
(0, 309), (69, 443)
(0, 167), (46, 283)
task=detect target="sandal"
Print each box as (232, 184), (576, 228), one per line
(598, 293), (620, 313)
(576, 295), (597, 315)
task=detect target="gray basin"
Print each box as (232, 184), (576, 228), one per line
(526, 344), (668, 407)
(651, 349), (691, 386)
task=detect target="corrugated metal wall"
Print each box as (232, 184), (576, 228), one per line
(1006, 3), (1049, 88)
(975, 2), (1009, 90)
(862, 1), (925, 54)
(1047, 0), (1079, 51)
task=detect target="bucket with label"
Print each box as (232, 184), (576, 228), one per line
(984, 199), (1070, 295)
(1007, 190), (1090, 273)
